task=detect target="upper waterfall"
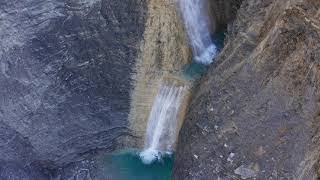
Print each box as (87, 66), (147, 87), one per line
(178, 0), (217, 64)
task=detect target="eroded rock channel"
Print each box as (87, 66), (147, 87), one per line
(1, 0), (320, 179)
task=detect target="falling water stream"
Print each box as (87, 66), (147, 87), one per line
(178, 0), (217, 64)
(139, 0), (217, 164)
(103, 0), (220, 179)
(140, 81), (188, 164)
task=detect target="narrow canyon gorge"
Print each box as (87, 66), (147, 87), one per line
(0, 0), (319, 179)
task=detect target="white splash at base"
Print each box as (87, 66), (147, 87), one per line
(194, 44), (217, 65)
(140, 149), (173, 164)
(139, 149), (161, 164)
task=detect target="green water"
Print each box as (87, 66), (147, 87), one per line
(102, 150), (174, 180)
(183, 32), (226, 80)
(182, 61), (208, 80)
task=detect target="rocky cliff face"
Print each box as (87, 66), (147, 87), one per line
(174, 0), (320, 179)
(0, 0), (146, 179)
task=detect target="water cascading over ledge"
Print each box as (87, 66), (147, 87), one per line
(140, 77), (191, 164)
(178, 0), (218, 65)
(138, 0), (218, 164)
(128, 0), (219, 164)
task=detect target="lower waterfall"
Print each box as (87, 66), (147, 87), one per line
(140, 79), (189, 164)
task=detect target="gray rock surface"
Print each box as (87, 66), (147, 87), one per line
(234, 165), (257, 179)
(0, 0), (146, 178)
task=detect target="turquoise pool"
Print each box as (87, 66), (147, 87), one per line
(102, 150), (174, 180)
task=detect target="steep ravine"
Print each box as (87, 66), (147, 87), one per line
(1, 0), (319, 179)
(174, 0), (320, 179)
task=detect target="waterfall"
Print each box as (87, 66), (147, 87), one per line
(140, 82), (188, 164)
(139, 0), (215, 164)
(178, 0), (217, 64)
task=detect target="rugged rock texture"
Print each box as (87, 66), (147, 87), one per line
(174, 0), (320, 179)
(207, 0), (242, 33)
(0, 0), (146, 178)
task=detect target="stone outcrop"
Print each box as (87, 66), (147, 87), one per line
(174, 0), (320, 179)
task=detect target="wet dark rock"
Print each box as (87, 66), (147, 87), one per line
(0, 0), (146, 178)
(207, 0), (243, 33)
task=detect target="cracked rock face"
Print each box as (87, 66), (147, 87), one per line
(0, 0), (146, 178)
(174, 0), (320, 179)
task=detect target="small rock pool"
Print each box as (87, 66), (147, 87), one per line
(102, 149), (174, 180)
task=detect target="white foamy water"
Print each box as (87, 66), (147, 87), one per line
(140, 83), (187, 164)
(178, 0), (217, 64)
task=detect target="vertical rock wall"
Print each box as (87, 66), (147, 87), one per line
(207, 0), (242, 33)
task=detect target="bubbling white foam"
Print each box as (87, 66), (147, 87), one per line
(139, 149), (161, 164)
(195, 44), (217, 65)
